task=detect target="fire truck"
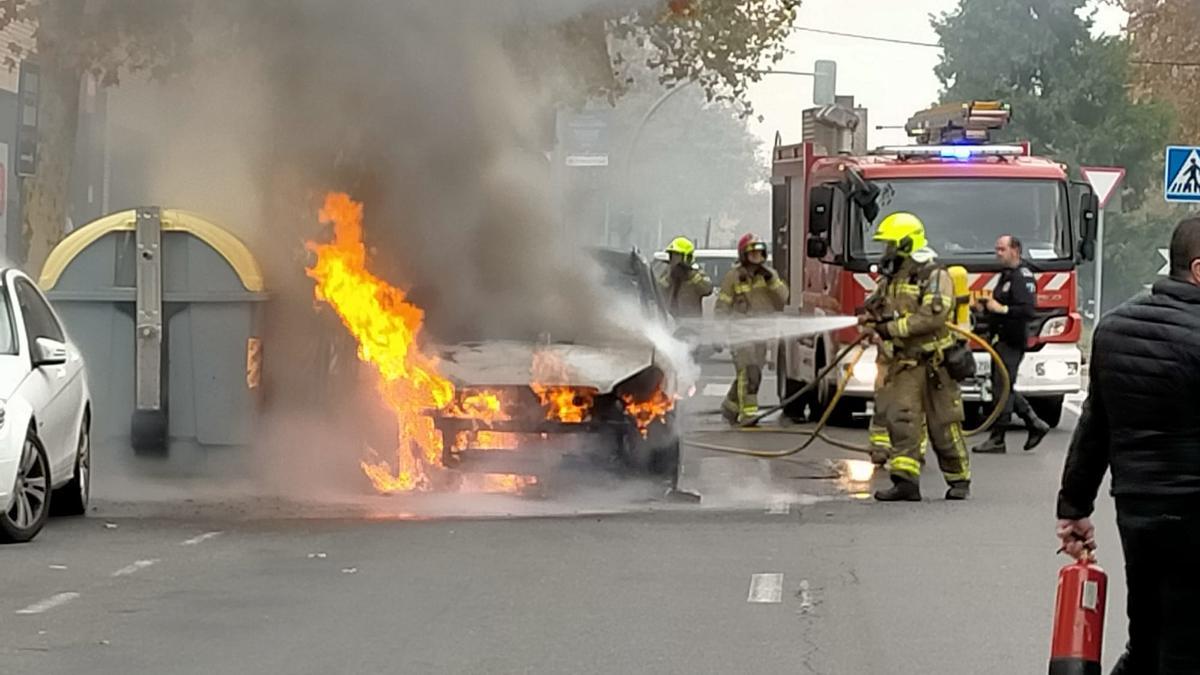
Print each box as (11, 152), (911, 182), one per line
(771, 101), (1099, 428)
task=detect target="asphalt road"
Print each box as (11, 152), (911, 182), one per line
(0, 373), (1128, 675)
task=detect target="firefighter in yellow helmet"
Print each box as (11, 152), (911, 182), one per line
(657, 237), (714, 319)
(717, 234), (789, 424)
(859, 213), (970, 501)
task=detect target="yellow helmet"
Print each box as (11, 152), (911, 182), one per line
(665, 237), (696, 262)
(873, 212), (927, 255)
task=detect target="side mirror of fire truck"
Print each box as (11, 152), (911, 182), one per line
(1074, 183), (1100, 262)
(807, 185), (835, 259)
(809, 185), (835, 235)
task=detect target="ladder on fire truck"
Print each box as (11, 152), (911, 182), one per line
(904, 100), (1011, 145)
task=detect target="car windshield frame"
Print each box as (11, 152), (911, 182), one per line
(849, 177), (1073, 263)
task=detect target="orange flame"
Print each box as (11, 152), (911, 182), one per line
(621, 388), (676, 438)
(461, 474), (540, 493)
(306, 192), (455, 493)
(530, 351), (594, 423)
(449, 390), (509, 424)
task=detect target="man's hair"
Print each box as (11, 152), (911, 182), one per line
(1001, 235), (1023, 254)
(1170, 218), (1200, 280)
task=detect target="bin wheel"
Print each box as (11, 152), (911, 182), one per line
(131, 410), (168, 457)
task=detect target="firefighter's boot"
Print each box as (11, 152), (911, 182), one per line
(945, 480), (971, 501)
(1024, 418), (1050, 451)
(874, 476), (922, 502)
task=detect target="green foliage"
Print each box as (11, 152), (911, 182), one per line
(610, 0), (802, 117)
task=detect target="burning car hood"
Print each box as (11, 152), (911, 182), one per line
(435, 340), (656, 394)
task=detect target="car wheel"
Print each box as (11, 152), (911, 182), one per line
(0, 429), (51, 544)
(52, 418), (90, 517)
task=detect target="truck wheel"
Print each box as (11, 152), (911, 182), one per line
(1030, 396), (1064, 429)
(782, 378), (813, 423)
(777, 344), (812, 422)
(814, 344), (865, 428)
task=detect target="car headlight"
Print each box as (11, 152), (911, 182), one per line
(1040, 316), (1069, 338)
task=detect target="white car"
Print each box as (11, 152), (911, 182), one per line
(0, 269), (91, 543)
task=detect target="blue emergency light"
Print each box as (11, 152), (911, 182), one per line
(871, 144), (1025, 160)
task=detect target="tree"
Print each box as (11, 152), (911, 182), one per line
(1121, 0), (1200, 141)
(511, 0), (802, 118)
(0, 0), (192, 271)
(933, 0), (1171, 204)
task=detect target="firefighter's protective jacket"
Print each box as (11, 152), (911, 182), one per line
(871, 252), (955, 360)
(716, 264), (789, 317)
(657, 263), (714, 318)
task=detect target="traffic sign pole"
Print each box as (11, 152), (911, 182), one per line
(1095, 209), (1105, 318)
(1081, 166), (1125, 319)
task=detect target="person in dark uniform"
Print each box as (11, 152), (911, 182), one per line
(973, 235), (1050, 453)
(1057, 218), (1200, 673)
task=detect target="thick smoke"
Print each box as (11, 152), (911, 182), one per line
(100, 0), (675, 498)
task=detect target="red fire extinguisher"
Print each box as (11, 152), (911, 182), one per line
(1049, 552), (1107, 675)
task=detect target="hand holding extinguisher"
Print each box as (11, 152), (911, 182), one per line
(1049, 522), (1107, 675)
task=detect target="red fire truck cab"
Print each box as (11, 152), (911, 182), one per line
(771, 101), (1099, 428)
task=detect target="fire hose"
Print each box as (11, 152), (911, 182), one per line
(683, 323), (1011, 459)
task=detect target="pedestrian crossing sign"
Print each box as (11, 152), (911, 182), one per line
(1165, 146), (1200, 202)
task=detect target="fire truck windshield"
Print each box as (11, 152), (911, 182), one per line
(852, 178), (1071, 261)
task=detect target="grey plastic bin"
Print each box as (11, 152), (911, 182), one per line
(38, 207), (266, 456)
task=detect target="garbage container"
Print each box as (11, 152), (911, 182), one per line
(39, 207), (267, 456)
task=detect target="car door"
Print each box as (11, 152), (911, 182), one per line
(11, 274), (79, 481)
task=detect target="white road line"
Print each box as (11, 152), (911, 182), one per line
(702, 383), (727, 397)
(766, 501), (790, 515)
(181, 531), (223, 546)
(1064, 401), (1083, 417)
(112, 559), (160, 577)
(16, 592), (80, 615)
(748, 573), (784, 603)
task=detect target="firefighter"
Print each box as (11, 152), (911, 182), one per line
(657, 237), (714, 319)
(716, 233), (788, 424)
(859, 213), (970, 501)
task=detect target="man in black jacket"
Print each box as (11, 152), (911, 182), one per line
(973, 235), (1050, 453)
(1057, 218), (1200, 674)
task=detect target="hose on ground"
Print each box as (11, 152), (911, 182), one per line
(683, 323), (1011, 459)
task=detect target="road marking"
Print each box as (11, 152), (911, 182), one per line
(112, 559), (160, 577)
(16, 592), (80, 615)
(181, 531), (223, 546)
(702, 383), (727, 397)
(748, 573), (783, 603)
(766, 501), (790, 515)
(1064, 401), (1083, 417)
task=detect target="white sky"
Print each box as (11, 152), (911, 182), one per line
(746, 0), (1128, 151)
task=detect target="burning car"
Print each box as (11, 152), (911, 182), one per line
(306, 193), (681, 495)
(431, 248), (682, 486)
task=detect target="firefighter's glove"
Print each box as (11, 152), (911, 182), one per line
(873, 322), (892, 341)
(756, 266), (775, 282)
